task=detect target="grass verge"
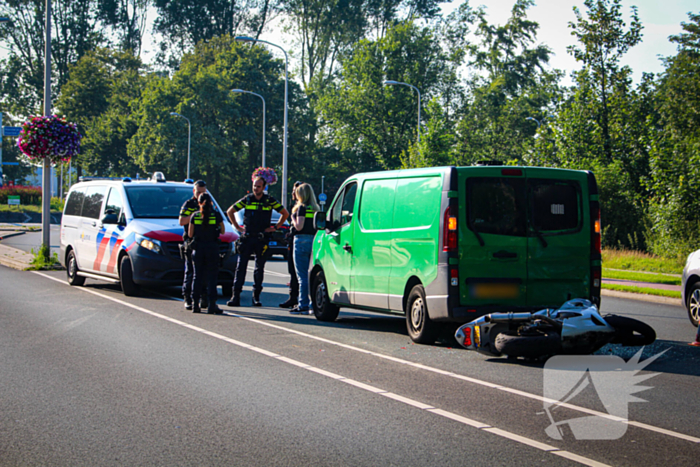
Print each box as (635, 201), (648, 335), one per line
(602, 283), (681, 299)
(602, 268), (681, 285)
(602, 248), (684, 275)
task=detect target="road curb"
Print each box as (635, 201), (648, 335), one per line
(601, 288), (681, 306)
(0, 231), (26, 241)
(0, 243), (34, 271)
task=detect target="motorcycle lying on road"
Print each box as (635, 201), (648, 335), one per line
(455, 299), (656, 360)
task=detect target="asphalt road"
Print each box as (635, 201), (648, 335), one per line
(1, 260), (699, 466)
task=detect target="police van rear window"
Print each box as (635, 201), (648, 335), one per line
(125, 185), (193, 219)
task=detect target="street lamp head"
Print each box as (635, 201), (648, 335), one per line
(384, 80), (400, 85)
(0, 17), (10, 23)
(170, 112), (179, 116)
(231, 89), (244, 93)
(234, 36), (255, 42)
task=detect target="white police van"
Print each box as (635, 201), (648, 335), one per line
(59, 172), (239, 296)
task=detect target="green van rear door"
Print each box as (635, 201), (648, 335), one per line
(525, 168), (590, 307)
(458, 167), (529, 306)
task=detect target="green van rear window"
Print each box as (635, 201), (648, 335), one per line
(529, 179), (582, 233)
(467, 178), (527, 237)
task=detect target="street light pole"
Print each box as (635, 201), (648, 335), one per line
(231, 89), (266, 167)
(170, 112), (191, 180)
(235, 36), (289, 208)
(41, 0), (52, 257)
(384, 80), (421, 143)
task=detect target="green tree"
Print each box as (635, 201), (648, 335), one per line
(128, 35), (310, 206)
(545, 0), (649, 250)
(452, 0), (562, 166)
(567, 0), (642, 164)
(151, 0), (279, 68)
(56, 48), (145, 178)
(647, 13), (700, 258)
(96, 0), (150, 56)
(318, 21), (450, 177)
(0, 0), (107, 115)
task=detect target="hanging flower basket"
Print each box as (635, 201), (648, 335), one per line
(17, 115), (82, 165)
(252, 167), (278, 186)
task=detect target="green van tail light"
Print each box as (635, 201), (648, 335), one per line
(591, 201), (601, 255)
(443, 206), (457, 251)
(592, 268), (601, 288)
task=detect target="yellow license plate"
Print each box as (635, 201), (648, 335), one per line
(472, 283), (520, 299)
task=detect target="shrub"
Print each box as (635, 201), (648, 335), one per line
(0, 185), (42, 205)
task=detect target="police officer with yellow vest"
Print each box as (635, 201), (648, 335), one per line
(179, 180), (208, 310)
(187, 192), (225, 314)
(226, 176), (289, 307)
(289, 183), (320, 314)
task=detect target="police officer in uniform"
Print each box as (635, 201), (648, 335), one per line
(188, 192), (225, 314)
(179, 180), (208, 310)
(226, 176), (289, 306)
(279, 181), (303, 308)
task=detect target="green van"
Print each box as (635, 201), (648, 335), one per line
(309, 165), (602, 344)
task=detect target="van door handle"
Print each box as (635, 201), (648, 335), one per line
(343, 243), (352, 253)
(91, 221), (97, 227)
(492, 250), (517, 259)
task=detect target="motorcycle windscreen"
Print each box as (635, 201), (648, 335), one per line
(526, 174), (591, 307)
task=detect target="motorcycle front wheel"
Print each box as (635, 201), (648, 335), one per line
(494, 332), (562, 359)
(604, 314), (656, 347)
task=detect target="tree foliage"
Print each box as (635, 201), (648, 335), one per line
(647, 13), (700, 258)
(317, 21), (449, 176)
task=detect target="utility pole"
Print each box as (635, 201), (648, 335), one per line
(41, 0), (52, 257)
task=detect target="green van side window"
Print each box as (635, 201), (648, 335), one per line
(359, 178), (396, 231)
(330, 182), (358, 228)
(393, 176), (441, 230)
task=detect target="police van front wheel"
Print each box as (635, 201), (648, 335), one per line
(66, 250), (85, 286)
(119, 256), (139, 297)
(312, 271), (339, 322)
(406, 285), (439, 344)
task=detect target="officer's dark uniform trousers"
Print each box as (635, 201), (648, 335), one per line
(233, 235), (268, 296)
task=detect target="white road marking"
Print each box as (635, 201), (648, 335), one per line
(32, 272), (693, 465)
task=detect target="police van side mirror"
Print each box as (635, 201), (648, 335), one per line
(101, 211), (119, 225)
(313, 211), (326, 231)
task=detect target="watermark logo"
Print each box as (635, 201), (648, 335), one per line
(542, 349), (666, 440)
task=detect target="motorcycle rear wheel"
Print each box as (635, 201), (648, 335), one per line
(494, 332), (562, 359)
(604, 314), (656, 347)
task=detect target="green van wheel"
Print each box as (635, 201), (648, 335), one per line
(406, 285), (439, 344)
(312, 271), (339, 322)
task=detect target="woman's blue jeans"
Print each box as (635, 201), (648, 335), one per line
(293, 234), (314, 309)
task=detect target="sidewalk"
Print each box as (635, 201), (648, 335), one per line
(0, 234), (35, 270)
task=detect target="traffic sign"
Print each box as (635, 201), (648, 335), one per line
(319, 193), (327, 202)
(2, 126), (21, 137)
